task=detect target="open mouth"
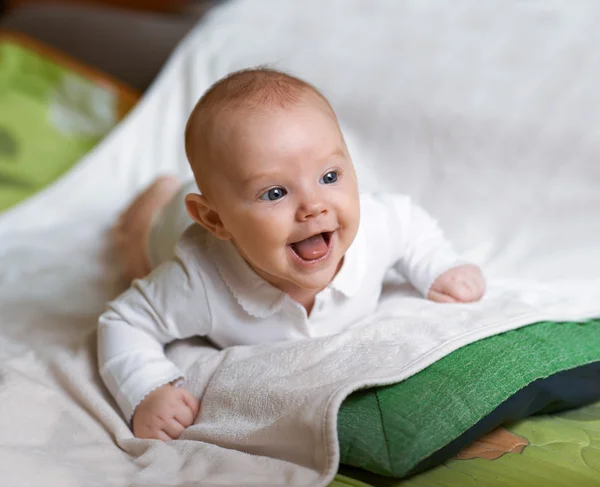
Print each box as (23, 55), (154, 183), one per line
(289, 231), (334, 263)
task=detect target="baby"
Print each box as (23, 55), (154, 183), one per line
(98, 68), (486, 442)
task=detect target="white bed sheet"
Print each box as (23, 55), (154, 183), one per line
(0, 1), (599, 486)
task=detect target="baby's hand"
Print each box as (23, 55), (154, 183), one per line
(132, 382), (200, 441)
(427, 264), (486, 303)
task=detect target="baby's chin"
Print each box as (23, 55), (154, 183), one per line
(247, 251), (343, 294)
(286, 263), (341, 291)
(289, 276), (333, 293)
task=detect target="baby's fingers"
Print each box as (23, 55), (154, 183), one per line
(449, 280), (481, 302)
(428, 290), (459, 303)
(174, 404), (196, 428)
(162, 417), (186, 439)
(179, 389), (201, 419)
(155, 430), (174, 442)
(458, 279), (479, 299)
(136, 424), (174, 442)
(462, 272), (486, 300)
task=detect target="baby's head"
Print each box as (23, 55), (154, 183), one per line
(184, 68), (360, 296)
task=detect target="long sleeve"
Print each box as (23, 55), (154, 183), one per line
(98, 255), (212, 422)
(382, 193), (468, 296)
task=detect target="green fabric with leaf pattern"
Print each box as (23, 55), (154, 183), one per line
(0, 39), (123, 212)
(332, 318), (600, 486)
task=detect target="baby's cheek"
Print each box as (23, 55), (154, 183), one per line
(341, 197), (359, 223)
(261, 212), (293, 236)
(241, 217), (290, 254)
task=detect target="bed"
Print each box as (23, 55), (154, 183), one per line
(1, 1), (600, 486)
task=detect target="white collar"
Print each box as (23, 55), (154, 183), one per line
(205, 226), (366, 318)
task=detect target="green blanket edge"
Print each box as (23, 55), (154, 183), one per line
(337, 318), (600, 478)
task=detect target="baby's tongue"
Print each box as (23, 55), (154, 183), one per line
(291, 233), (328, 260)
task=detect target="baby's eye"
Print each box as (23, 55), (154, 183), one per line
(320, 171), (338, 185)
(259, 187), (287, 201)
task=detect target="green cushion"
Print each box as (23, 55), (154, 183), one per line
(0, 34), (137, 212)
(334, 401), (600, 487)
(337, 318), (600, 478)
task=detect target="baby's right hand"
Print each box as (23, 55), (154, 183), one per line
(132, 382), (200, 441)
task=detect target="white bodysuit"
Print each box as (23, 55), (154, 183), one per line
(98, 185), (467, 421)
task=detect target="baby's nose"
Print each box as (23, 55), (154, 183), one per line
(296, 199), (327, 221)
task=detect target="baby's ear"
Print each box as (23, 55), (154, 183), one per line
(185, 193), (232, 240)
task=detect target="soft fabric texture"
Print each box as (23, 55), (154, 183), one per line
(0, 1), (600, 487)
(338, 318), (600, 478)
(99, 191), (466, 421)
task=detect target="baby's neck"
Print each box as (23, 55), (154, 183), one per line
(285, 257), (344, 316)
(286, 288), (318, 316)
(238, 248), (344, 317)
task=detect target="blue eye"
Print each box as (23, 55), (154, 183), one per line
(320, 171), (338, 184)
(259, 187), (287, 201)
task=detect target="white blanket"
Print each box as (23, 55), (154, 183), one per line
(1, 1), (600, 486)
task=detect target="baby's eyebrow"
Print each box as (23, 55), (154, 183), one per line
(240, 171), (280, 186)
(240, 148), (346, 186)
(325, 147), (347, 161)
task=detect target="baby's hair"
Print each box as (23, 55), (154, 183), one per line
(184, 67), (337, 191)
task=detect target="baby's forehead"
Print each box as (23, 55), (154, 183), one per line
(237, 96), (340, 140)
(224, 102), (341, 151)
(195, 90), (341, 162)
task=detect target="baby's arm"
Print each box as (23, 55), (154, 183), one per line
(98, 256), (211, 440)
(384, 194), (485, 302)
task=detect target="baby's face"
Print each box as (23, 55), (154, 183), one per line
(206, 99), (360, 295)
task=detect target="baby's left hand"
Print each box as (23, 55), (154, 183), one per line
(427, 264), (486, 303)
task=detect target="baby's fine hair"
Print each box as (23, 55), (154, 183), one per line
(184, 67), (336, 188)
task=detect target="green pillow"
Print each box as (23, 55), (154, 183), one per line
(0, 33), (138, 212)
(337, 318), (600, 478)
